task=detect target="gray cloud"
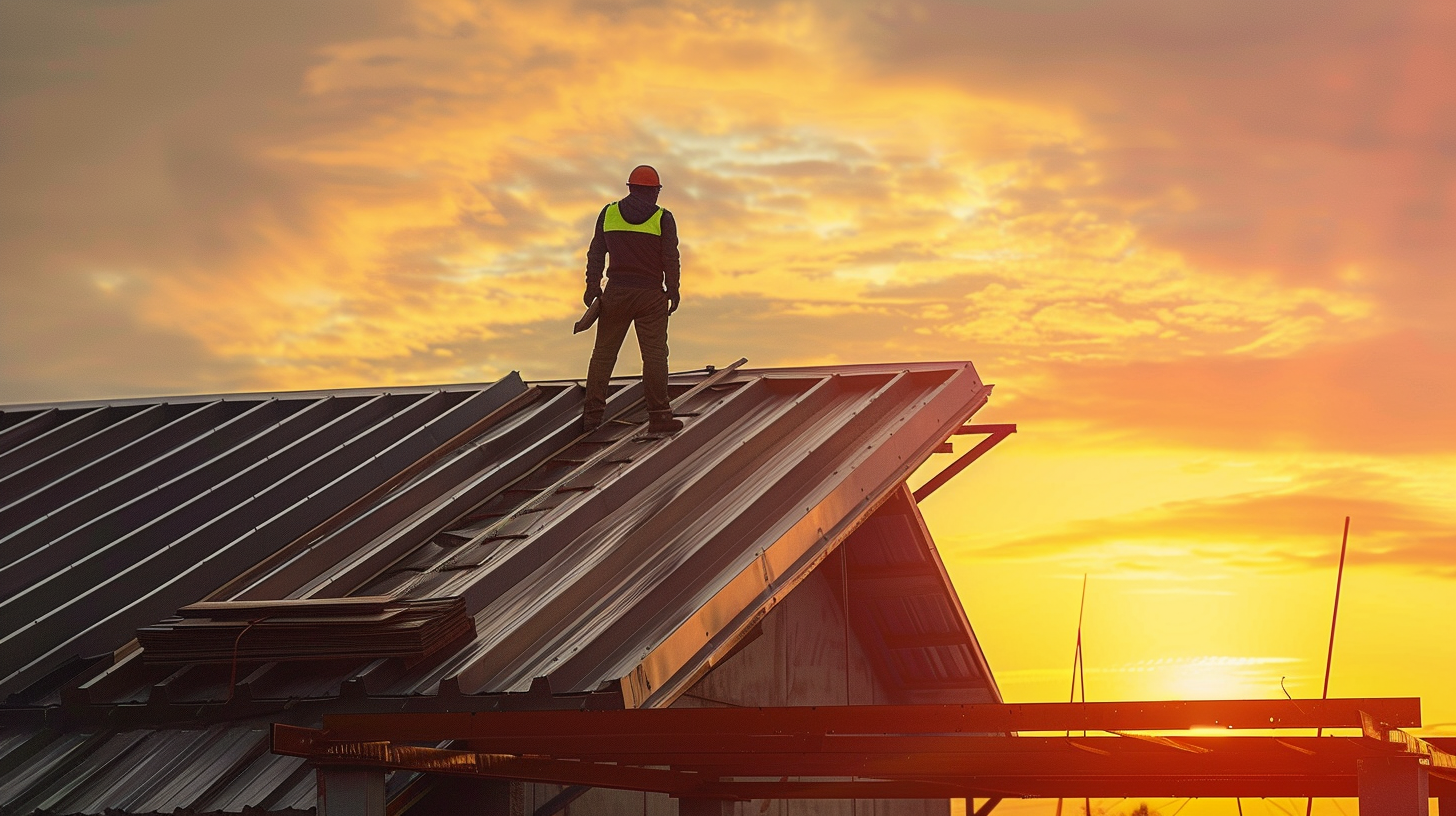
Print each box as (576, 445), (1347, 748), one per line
(0, 0), (398, 401)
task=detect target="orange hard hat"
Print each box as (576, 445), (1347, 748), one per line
(627, 165), (661, 186)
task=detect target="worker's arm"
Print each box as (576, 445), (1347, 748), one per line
(661, 210), (681, 313)
(584, 207), (608, 305)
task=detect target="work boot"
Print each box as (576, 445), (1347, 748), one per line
(647, 411), (684, 434)
(581, 415), (601, 435)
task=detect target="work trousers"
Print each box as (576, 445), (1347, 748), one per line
(583, 286), (671, 422)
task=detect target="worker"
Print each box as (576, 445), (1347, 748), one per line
(580, 164), (684, 435)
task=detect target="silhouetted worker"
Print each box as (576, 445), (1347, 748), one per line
(580, 164), (683, 435)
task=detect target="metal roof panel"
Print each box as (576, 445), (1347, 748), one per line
(0, 361), (1006, 812)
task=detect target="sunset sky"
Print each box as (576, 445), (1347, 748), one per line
(1, 1), (1453, 811)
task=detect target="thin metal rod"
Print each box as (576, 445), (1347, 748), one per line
(1320, 516), (1351, 704)
(1061, 575), (1089, 816)
(1070, 575), (1088, 708)
(1306, 516), (1351, 816)
(1079, 634), (1088, 708)
(912, 424), (1015, 502)
(1082, 578), (1091, 816)
(973, 798), (1003, 816)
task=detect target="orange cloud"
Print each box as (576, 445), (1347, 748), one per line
(845, 0), (1456, 321)
(967, 470), (1456, 576)
(3, 0), (1396, 399)
(1012, 331), (1456, 453)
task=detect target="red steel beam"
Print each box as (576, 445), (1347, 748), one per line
(274, 725), (1405, 799)
(913, 424), (1016, 501)
(458, 735), (1383, 769)
(689, 777), (1364, 800)
(273, 724), (714, 797)
(320, 698), (1421, 742)
(274, 700), (1433, 802)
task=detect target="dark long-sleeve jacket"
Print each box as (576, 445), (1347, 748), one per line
(585, 192), (680, 296)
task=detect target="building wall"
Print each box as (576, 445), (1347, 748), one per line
(678, 558), (889, 708)
(519, 561), (951, 816)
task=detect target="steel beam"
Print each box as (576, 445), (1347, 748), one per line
(913, 423), (1015, 502)
(321, 698), (1421, 742)
(279, 725), (1389, 799)
(467, 736), (1376, 778)
(271, 700), (1439, 802)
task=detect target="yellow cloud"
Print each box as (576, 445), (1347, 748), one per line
(95, 0), (1376, 390)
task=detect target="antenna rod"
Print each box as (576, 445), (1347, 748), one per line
(1079, 576), (1089, 816)
(1305, 516), (1351, 816)
(1320, 516), (1352, 705)
(1068, 575), (1088, 705)
(1059, 575), (1089, 816)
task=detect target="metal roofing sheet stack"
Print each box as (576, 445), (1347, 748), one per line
(136, 596), (474, 664)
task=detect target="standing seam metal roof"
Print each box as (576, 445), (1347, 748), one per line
(0, 361), (1003, 814)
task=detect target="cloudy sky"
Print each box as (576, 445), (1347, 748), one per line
(2, 0), (1453, 807)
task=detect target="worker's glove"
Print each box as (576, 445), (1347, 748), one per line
(583, 285), (602, 308)
(667, 290), (680, 315)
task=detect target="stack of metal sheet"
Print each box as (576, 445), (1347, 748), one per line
(136, 596), (474, 664)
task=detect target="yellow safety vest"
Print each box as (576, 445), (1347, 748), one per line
(603, 202), (664, 236)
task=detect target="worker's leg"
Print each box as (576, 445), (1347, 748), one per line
(631, 289), (671, 416)
(583, 288), (633, 428)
